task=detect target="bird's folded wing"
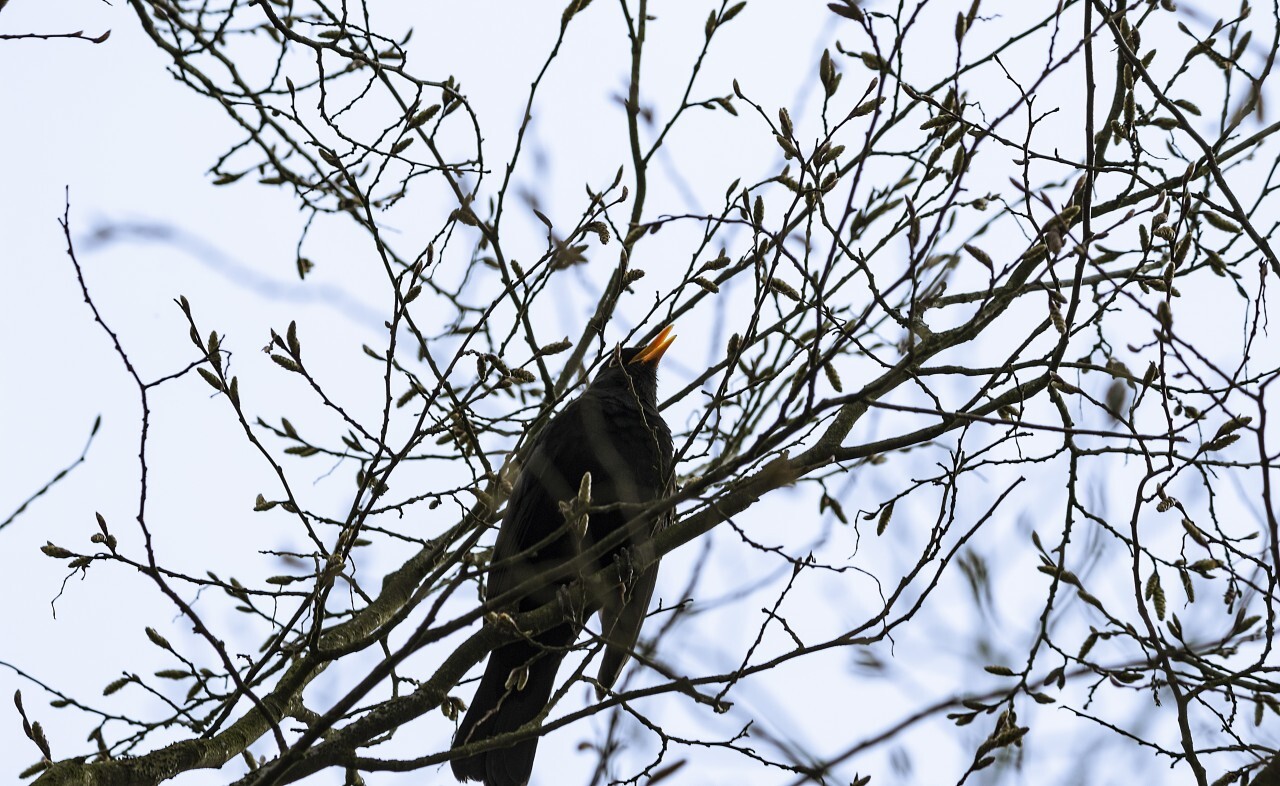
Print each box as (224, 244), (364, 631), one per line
(595, 559), (659, 697)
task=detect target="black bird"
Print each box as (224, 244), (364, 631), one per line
(451, 326), (677, 786)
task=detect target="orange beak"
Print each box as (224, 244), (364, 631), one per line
(630, 324), (676, 366)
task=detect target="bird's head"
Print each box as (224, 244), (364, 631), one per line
(592, 325), (676, 402)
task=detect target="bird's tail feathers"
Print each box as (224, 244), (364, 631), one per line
(451, 624), (575, 786)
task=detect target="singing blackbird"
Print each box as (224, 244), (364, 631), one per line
(450, 326), (677, 786)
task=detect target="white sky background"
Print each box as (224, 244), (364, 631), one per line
(2, 1), (1277, 785)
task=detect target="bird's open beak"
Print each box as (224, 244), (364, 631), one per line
(630, 325), (676, 366)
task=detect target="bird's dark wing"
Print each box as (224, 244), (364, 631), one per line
(594, 472), (672, 696)
(596, 551), (657, 694)
(486, 400), (592, 605)
(452, 401), (592, 785)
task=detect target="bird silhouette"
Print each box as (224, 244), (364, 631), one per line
(450, 326), (676, 786)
